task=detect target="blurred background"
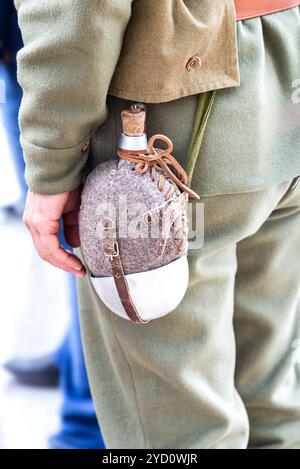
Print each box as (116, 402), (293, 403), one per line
(0, 106), (70, 448)
(0, 0), (104, 450)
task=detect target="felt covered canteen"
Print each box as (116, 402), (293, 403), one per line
(79, 103), (201, 324)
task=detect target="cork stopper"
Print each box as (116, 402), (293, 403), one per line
(121, 103), (147, 136)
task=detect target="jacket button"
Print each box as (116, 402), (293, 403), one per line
(186, 56), (202, 71)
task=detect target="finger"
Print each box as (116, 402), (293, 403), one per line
(47, 248), (86, 277)
(29, 227), (78, 274)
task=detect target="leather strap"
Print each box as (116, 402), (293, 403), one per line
(101, 218), (148, 324)
(234, 0), (300, 21)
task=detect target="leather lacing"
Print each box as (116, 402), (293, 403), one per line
(117, 134), (197, 254)
(117, 134), (200, 201)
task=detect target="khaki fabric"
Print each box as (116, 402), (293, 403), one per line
(16, 0), (238, 195)
(74, 7), (300, 449)
(77, 176), (300, 448)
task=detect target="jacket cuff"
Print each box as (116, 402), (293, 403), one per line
(21, 135), (91, 195)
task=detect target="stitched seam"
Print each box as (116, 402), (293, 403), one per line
(108, 313), (148, 448)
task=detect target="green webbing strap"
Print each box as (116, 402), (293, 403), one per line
(186, 90), (216, 187)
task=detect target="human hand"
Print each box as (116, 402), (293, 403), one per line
(23, 187), (86, 277)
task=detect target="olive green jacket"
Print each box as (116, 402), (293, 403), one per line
(16, 0), (239, 194)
